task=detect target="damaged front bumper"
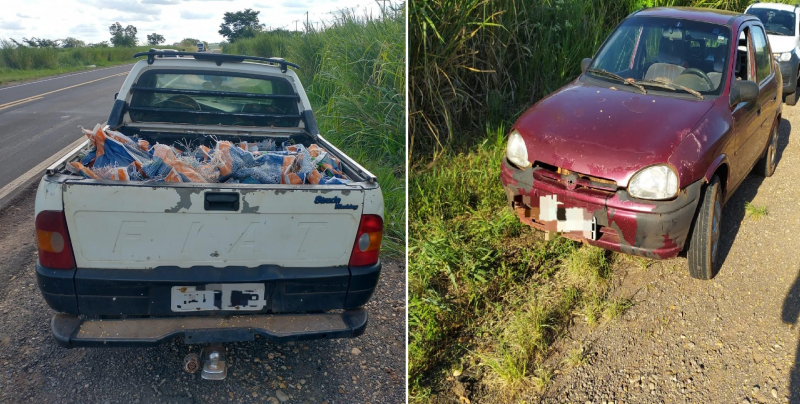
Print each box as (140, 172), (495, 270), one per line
(500, 158), (702, 259)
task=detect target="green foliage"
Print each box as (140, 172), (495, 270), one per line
(223, 6), (406, 257)
(218, 9), (264, 43)
(109, 22), (138, 47)
(0, 42), (167, 84)
(745, 201), (768, 219)
(61, 37), (86, 48)
(147, 33), (165, 46)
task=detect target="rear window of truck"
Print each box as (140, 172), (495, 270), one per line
(128, 71), (301, 127)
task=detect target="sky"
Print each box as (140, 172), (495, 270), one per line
(0, 0), (385, 45)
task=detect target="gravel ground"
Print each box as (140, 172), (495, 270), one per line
(0, 186), (406, 404)
(542, 106), (800, 403)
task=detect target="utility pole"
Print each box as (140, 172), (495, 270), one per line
(293, 19), (299, 32)
(305, 11), (309, 33)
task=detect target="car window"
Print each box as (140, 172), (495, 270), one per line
(592, 25), (640, 74)
(129, 71), (301, 127)
(588, 16), (731, 96)
(751, 26), (772, 84)
(747, 8), (796, 36)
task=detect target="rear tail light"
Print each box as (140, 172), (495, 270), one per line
(349, 214), (383, 267)
(35, 210), (75, 270)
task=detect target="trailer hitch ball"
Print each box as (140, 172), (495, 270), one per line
(183, 353), (200, 373)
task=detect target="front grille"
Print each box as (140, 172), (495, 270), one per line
(533, 162), (617, 193)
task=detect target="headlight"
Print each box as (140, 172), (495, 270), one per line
(775, 52), (792, 62)
(506, 130), (531, 168)
(628, 165), (678, 200)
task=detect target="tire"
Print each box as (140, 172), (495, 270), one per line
(755, 120), (779, 177)
(786, 90), (798, 106)
(687, 176), (722, 280)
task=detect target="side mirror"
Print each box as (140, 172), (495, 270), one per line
(581, 58), (592, 73)
(114, 92), (118, 100)
(730, 80), (759, 106)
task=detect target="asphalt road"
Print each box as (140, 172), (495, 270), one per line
(0, 64), (133, 189)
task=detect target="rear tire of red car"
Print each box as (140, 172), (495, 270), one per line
(687, 175), (721, 280)
(755, 121), (778, 177)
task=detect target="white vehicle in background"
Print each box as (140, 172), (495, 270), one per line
(34, 50), (384, 380)
(746, 2), (800, 105)
(197, 42), (205, 52)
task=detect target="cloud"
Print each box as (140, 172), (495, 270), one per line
(15, 12), (34, 19)
(111, 14), (159, 22)
(0, 21), (24, 30)
(141, 0), (180, 4)
(253, 3), (273, 7)
(69, 23), (99, 35)
(281, 0), (308, 8)
(81, 0), (161, 15)
(180, 11), (213, 19)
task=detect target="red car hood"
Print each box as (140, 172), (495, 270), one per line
(513, 79), (714, 187)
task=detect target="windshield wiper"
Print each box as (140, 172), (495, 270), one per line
(636, 79), (704, 100)
(586, 68), (646, 94)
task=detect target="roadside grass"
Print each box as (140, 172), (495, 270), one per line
(224, 6), (405, 257)
(0, 43), (171, 86)
(745, 201), (768, 220)
(409, 130), (630, 401)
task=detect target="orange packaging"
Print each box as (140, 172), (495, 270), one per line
(70, 162), (101, 180)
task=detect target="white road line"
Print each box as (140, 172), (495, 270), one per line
(0, 64), (135, 91)
(0, 136), (86, 202)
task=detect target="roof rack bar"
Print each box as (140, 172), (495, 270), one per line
(128, 106), (303, 120)
(129, 86), (301, 101)
(132, 49), (300, 73)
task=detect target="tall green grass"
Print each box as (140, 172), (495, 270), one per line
(224, 6), (406, 257)
(409, 131), (623, 401)
(409, 0), (792, 161)
(0, 42), (170, 84)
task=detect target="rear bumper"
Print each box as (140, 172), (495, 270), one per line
(51, 309), (368, 348)
(500, 158), (702, 259)
(37, 261), (381, 345)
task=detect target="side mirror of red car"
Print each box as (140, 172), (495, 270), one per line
(730, 80), (759, 106)
(581, 58), (592, 73)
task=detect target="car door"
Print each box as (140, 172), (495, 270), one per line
(746, 25), (778, 168)
(730, 26), (760, 188)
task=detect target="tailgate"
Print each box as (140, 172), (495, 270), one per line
(62, 183), (363, 269)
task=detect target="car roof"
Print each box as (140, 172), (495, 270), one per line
(633, 7), (756, 26)
(747, 2), (799, 13)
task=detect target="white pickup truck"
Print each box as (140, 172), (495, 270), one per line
(34, 50), (383, 376)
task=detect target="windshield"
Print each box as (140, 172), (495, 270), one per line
(588, 16), (731, 96)
(747, 8), (796, 36)
(129, 71), (301, 127)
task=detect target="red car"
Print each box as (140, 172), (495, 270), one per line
(501, 7), (782, 279)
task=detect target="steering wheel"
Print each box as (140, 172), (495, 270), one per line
(681, 68), (714, 90)
(161, 95), (201, 111)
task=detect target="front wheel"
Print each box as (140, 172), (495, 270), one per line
(687, 176), (722, 280)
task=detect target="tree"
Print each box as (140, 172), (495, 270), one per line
(218, 9), (264, 43)
(146, 33), (165, 46)
(61, 37), (85, 48)
(179, 38), (201, 48)
(89, 41), (110, 48)
(109, 22), (138, 47)
(20, 37), (61, 48)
